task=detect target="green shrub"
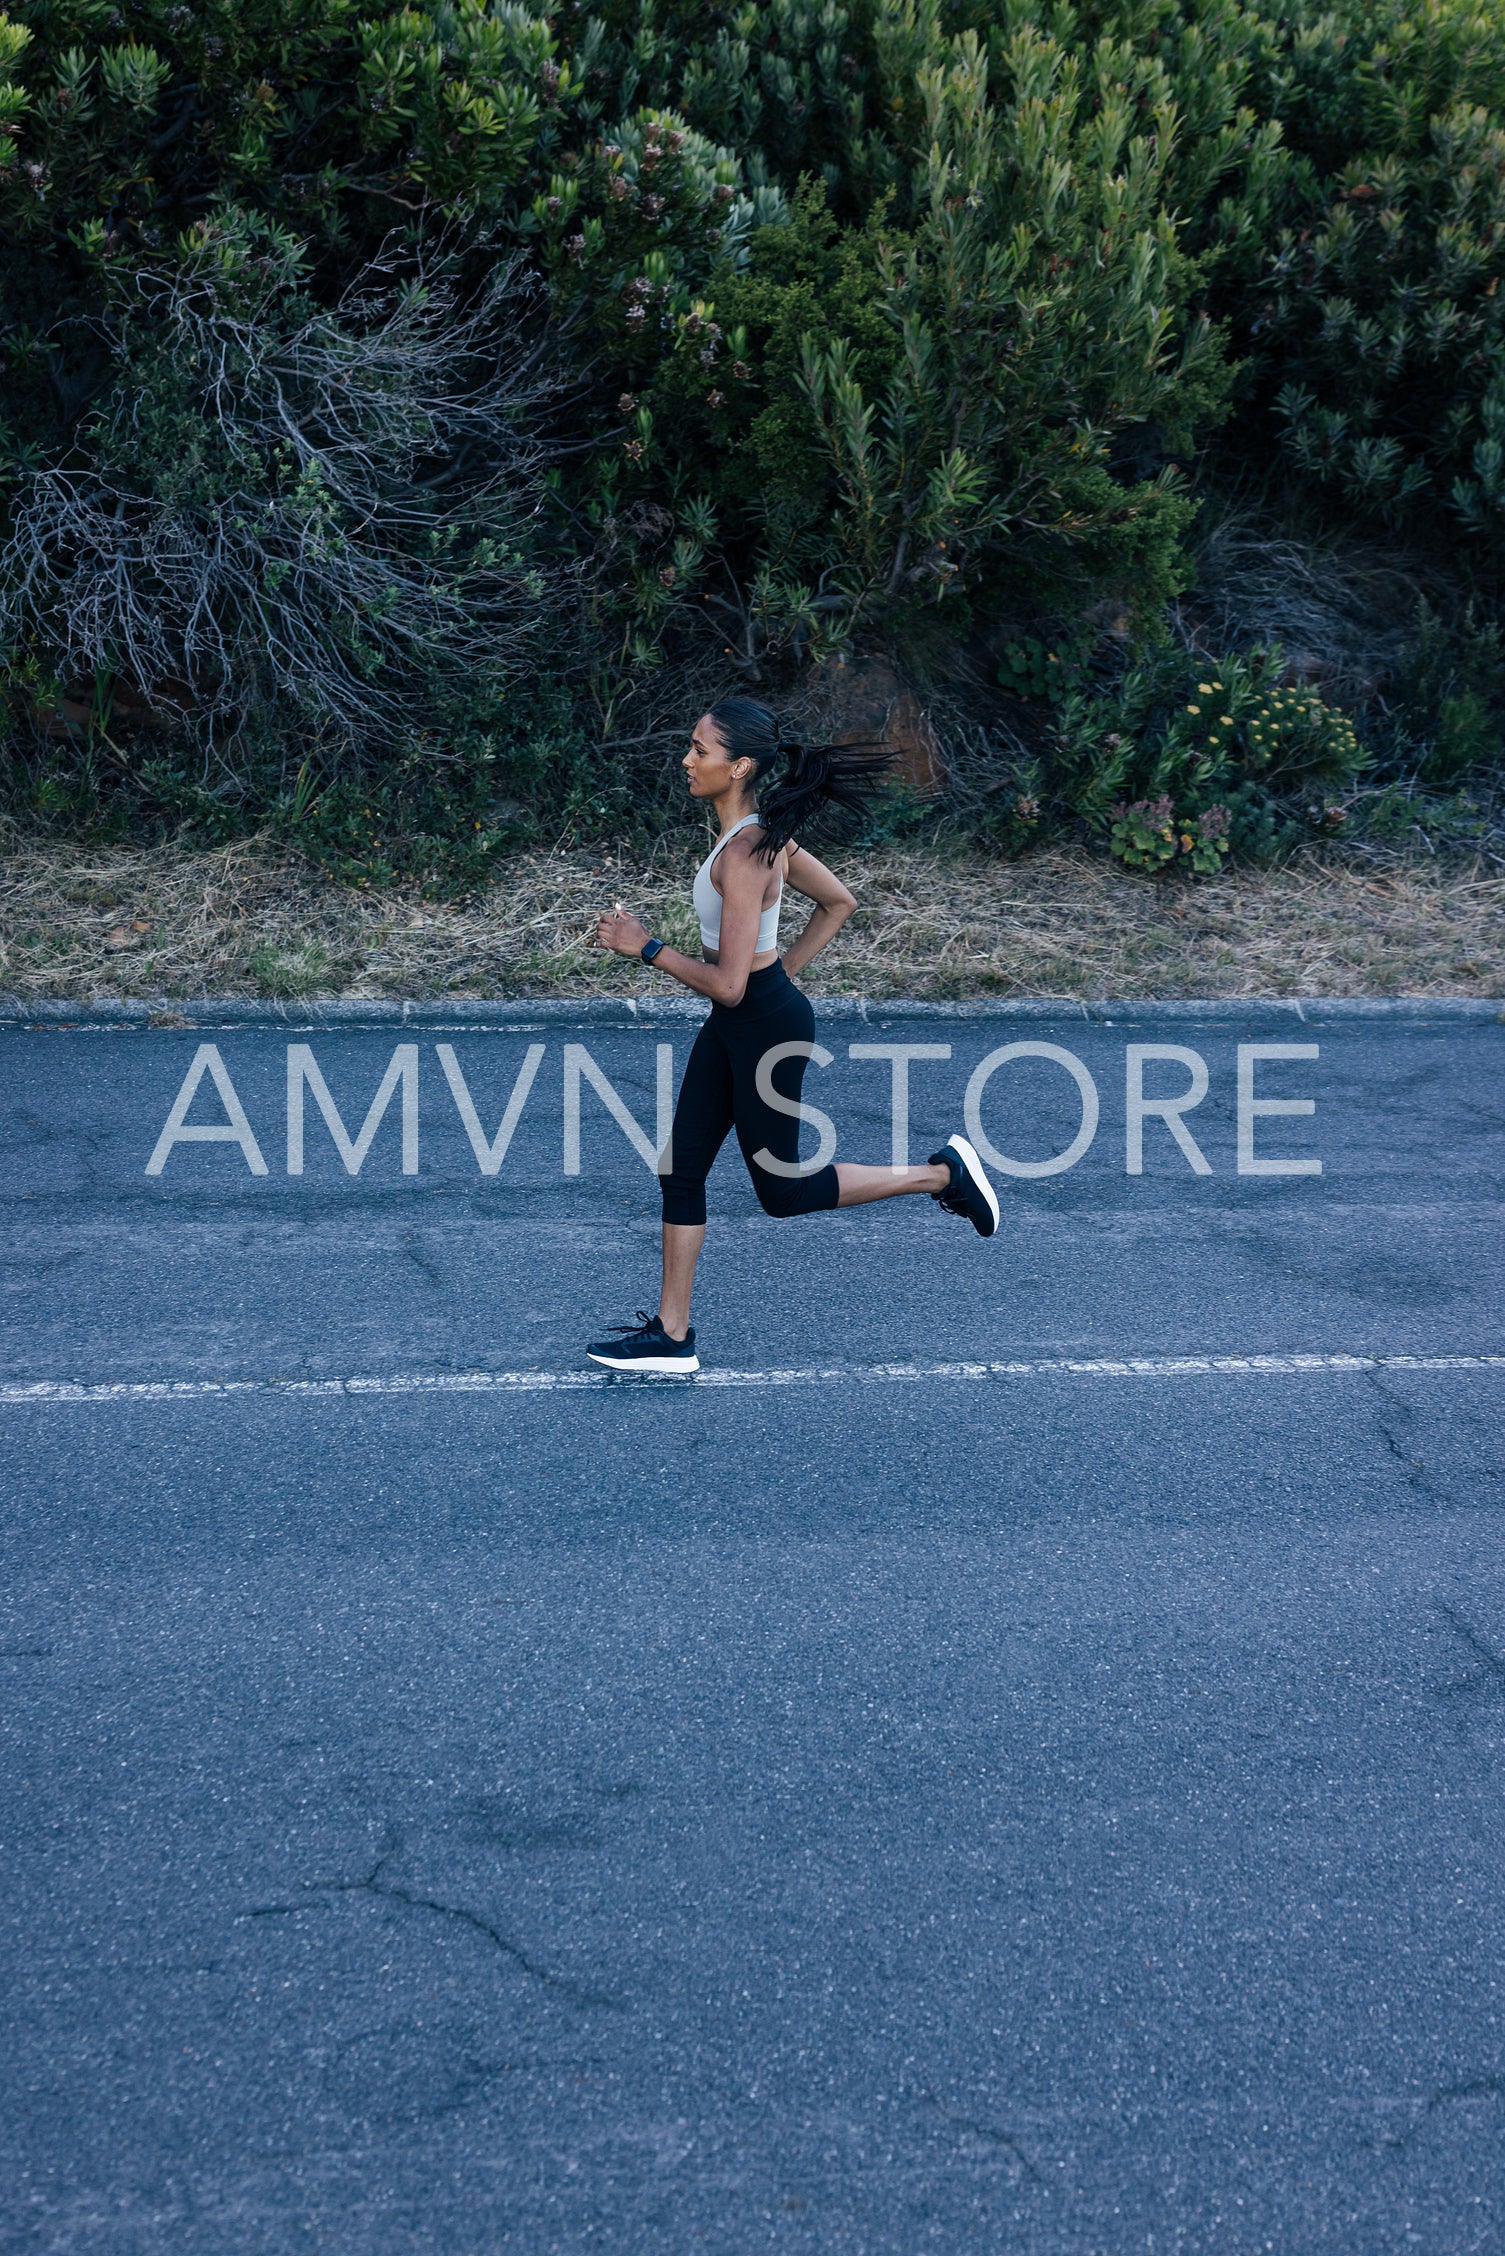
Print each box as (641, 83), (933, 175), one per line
(996, 637), (1087, 704)
(1, 0), (1503, 883)
(1054, 641), (1368, 874)
(1386, 599), (1505, 779)
(1216, 0), (1505, 566)
(1180, 667), (1368, 791)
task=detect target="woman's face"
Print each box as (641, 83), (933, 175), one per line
(683, 713), (751, 800)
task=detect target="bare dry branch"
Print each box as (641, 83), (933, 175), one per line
(1, 235), (571, 760)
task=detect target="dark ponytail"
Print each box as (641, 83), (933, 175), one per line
(707, 696), (891, 862)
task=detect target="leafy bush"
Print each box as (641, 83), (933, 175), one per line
(0, 0), (1502, 883)
(1213, 0), (1505, 568)
(996, 636), (1087, 702)
(1053, 643), (1369, 875)
(775, 25), (1237, 636)
(1261, 107), (1505, 550)
(1387, 598), (1505, 779)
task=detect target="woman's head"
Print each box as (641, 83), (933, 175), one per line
(682, 702), (768, 807)
(686, 697), (891, 860)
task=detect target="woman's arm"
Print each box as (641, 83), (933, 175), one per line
(595, 840), (768, 1005)
(778, 844), (857, 978)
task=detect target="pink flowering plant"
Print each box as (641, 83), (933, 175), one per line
(1109, 796), (1232, 874)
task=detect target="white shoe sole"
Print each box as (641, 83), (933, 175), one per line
(946, 1134), (1000, 1236)
(586, 1351), (700, 1374)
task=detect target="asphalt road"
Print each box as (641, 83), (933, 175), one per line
(2, 1001), (1503, 2254)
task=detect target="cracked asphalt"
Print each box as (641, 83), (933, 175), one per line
(2, 1004), (1504, 2255)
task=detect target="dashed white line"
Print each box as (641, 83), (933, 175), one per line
(0, 1352), (1500, 1403)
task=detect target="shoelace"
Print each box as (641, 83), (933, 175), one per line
(604, 1309), (659, 1338)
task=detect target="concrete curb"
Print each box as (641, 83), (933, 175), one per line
(2, 993), (1500, 1029)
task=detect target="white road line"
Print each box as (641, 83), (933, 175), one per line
(0, 1352), (1501, 1404)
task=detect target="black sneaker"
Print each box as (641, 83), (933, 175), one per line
(928, 1134), (1000, 1238)
(586, 1310), (700, 1374)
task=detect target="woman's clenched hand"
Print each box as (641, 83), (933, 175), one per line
(595, 905), (650, 956)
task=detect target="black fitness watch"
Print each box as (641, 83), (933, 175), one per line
(640, 937), (666, 964)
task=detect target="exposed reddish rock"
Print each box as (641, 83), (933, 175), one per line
(808, 655), (946, 792)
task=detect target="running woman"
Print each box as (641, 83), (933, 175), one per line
(587, 697), (999, 1372)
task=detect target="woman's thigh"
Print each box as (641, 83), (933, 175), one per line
(727, 985), (819, 1180)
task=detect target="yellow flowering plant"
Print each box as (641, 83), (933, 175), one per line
(1163, 658), (1367, 794)
(1060, 642), (1369, 876)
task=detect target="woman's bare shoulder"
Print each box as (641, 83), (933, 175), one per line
(715, 826), (774, 885)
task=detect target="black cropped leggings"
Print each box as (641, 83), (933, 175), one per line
(660, 962), (842, 1227)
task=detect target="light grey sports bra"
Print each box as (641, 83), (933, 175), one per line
(692, 812), (783, 954)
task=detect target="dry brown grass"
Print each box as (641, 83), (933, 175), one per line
(0, 832), (1500, 1001)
